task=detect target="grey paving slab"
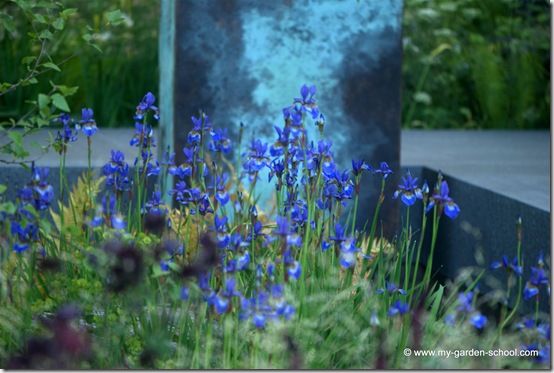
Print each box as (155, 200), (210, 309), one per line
(0, 129), (139, 168)
(401, 130), (550, 211)
(0, 129), (550, 212)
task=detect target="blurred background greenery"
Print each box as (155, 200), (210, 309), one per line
(403, 0), (550, 129)
(0, 0), (550, 129)
(0, 0), (159, 128)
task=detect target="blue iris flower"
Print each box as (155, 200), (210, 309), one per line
(387, 300), (409, 316)
(524, 267), (549, 300)
(469, 313), (487, 329)
(243, 139), (269, 178)
(490, 255), (523, 276)
(351, 159), (371, 177)
(252, 314), (266, 329)
(376, 282), (407, 295)
(427, 180), (460, 219)
(180, 286), (189, 300)
(330, 223), (347, 244)
(457, 292), (474, 313)
(209, 128), (232, 153)
(214, 295), (229, 315)
(13, 242), (29, 253)
(373, 162), (393, 179)
(103, 150), (132, 192)
(135, 92), (159, 120)
(111, 214), (126, 230)
(145, 191), (167, 216)
(444, 314), (456, 326)
(393, 171), (423, 206)
(236, 251), (250, 271)
(55, 113), (78, 150)
(79, 108), (97, 137)
(19, 166), (55, 211)
(287, 261), (301, 280)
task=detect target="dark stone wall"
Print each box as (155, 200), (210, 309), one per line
(405, 167), (550, 314)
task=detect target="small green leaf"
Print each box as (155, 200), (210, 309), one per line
(1, 15), (15, 33)
(8, 131), (28, 158)
(38, 29), (53, 40)
(52, 17), (65, 30)
(61, 8), (78, 18)
(38, 93), (50, 110)
(34, 14), (47, 24)
(42, 62), (61, 72)
(0, 202), (16, 215)
(51, 93), (70, 112)
(0, 185), (7, 194)
(0, 82), (12, 93)
(21, 56), (36, 65)
(57, 85), (79, 97)
(89, 43), (103, 53)
(414, 91), (432, 105)
(106, 9), (124, 25)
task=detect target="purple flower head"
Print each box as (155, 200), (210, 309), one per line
(330, 223), (346, 243)
(136, 92), (158, 117)
(209, 128), (232, 153)
(79, 108), (97, 136)
(427, 180), (460, 219)
(490, 255), (523, 276)
(130, 122), (156, 148)
(252, 313), (266, 329)
(103, 151), (132, 192)
(530, 267), (549, 287)
(145, 191), (166, 216)
(180, 286), (189, 300)
(236, 251), (250, 271)
(111, 214), (126, 230)
(55, 113), (78, 149)
(160, 258), (173, 272)
(213, 295), (229, 315)
(322, 168), (354, 203)
(393, 171), (423, 206)
(457, 291), (474, 313)
(292, 84), (319, 119)
(146, 161), (160, 177)
(222, 277), (241, 298)
(243, 139), (269, 176)
(524, 267), (549, 300)
(377, 282), (407, 295)
(214, 175), (230, 206)
(373, 162), (393, 179)
(214, 214), (227, 233)
(19, 166), (55, 211)
(387, 300), (409, 316)
(287, 261), (302, 280)
(444, 313), (456, 326)
(339, 251), (357, 268)
(352, 159), (371, 177)
(516, 317), (536, 330)
(524, 285), (540, 300)
(469, 313), (487, 329)
(13, 242), (29, 253)
(275, 216), (290, 236)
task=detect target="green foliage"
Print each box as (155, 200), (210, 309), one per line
(403, 0), (550, 129)
(0, 0), (158, 132)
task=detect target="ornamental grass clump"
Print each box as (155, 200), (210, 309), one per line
(0, 85), (549, 369)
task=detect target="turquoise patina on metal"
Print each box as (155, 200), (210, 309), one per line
(159, 0), (175, 204)
(160, 0), (403, 233)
